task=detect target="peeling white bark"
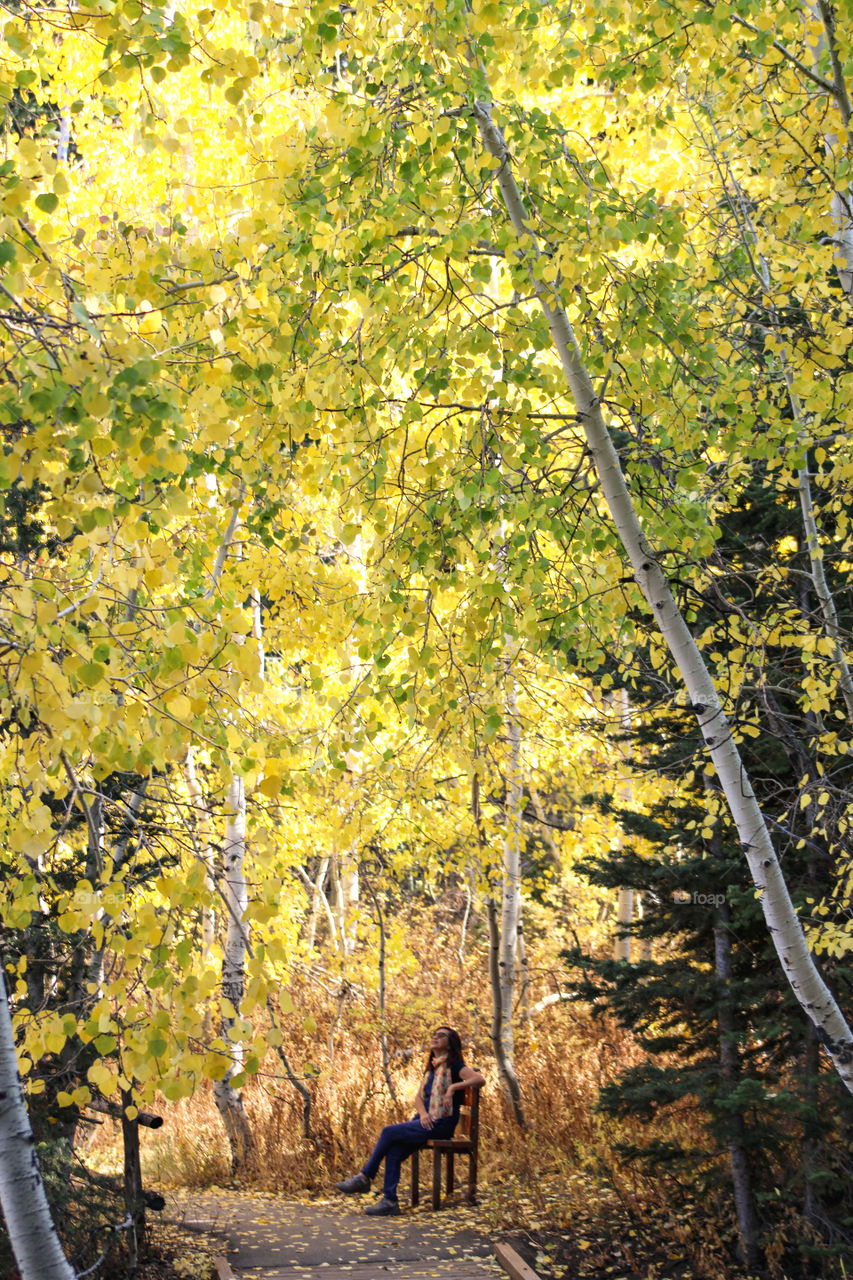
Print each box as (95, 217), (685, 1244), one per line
(499, 673), (523, 1061)
(212, 773), (253, 1169)
(0, 974), (75, 1280)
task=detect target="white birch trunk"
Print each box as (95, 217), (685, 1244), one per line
(212, 773), (254, 1169)
(206, 500), (253, 1163)
(0, 974), (75, 1280)
(474, 100), (853, 1093)
(516, 918), (531, 1024)
(614, 888), (633, 963)
(306, 855), (334, 950)
(473, 774), (526, 1125)
(328, 843), (359, 956)
(499, 674), (523, 1062)
(487, 897), (527, 1128)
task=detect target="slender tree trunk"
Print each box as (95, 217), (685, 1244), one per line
(0, 973), (75, 1280)
(305, 855), (334, 950)
(795, 461), (853, 721)
(713, 889), (761, 1270)
(331, 851), (347, 954)
(517, 918), (531, 1025)
(265, 999), (313, 1141)
(473, 100), (853, 1093)
(212, 774), (254, 1171)
(68, 791), (104, 1011)
(613, 888), (633, 963)
(474, 767), (526, 1125)
(341, 850), (359, 954)
(802, 1020), (822, 1224)
(207, 501), (253, 1166)
(457, 864), (474, 966)
(327, 984), (349, 1073)
(499, 674), (523, 1062)
(365, 877), (398, 1106)
(528, 786), (563, 870)
(23, 913), (46, 1014)
(612, 689), (634, 962)
(121, 1086), (145, 1274)
(487, 897), (526, 1129)
(251, 586), (265, 681)
(636, 894), (652, 963)
(83, 781), (149, 1002)
(184, 751), (216, 962)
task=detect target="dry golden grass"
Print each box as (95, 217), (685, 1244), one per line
(125, 905), (656, 1231)
(85, 901), (846, 1277)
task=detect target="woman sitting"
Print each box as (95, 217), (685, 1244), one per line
(336, 1025), (485, 1215)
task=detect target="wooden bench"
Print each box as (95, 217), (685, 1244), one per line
(411, 1084), (480, 1209)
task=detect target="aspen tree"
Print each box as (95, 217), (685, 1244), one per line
(0, 972), (75, 1280)
(472, 99), (853, 1092)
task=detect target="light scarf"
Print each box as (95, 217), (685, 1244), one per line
(427, 1060), (453, 1120)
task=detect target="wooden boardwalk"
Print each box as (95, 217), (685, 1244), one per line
(172, 1191), (513, 1280)
(215, 1262), (499, 1280)
(213, 1242), (541, 1280)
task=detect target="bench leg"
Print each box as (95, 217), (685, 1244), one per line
(445, 1150), (454, 1199)
(466, 1149), (478, 1204)
(411, 1147), (419, 1207)
(431, 1148), (442, 1210)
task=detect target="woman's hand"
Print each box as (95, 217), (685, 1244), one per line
(418, 1111), (434, 1129)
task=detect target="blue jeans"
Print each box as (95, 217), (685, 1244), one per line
(361, 1116), (456, 1202)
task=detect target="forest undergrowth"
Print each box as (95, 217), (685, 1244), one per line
(82, 901), (789, 1280)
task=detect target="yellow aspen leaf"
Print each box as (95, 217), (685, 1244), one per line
(136, 301), (163, 336)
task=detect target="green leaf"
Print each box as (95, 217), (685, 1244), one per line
(77, 662), (105, 687)
(34, 193), (60, 214)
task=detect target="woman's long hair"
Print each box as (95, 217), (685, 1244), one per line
(425, 1026), (463, 1072)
